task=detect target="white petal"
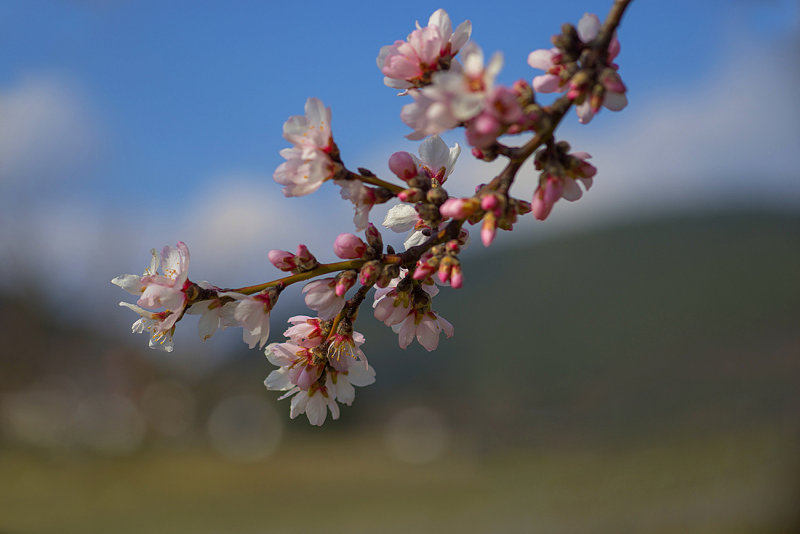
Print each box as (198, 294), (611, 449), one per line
(561, 179), (583, 202)
(305, 395), (327, 426)
(383, 204), (418, 232)
(577, 13), (601, 43)
(265, 367), (293, 391)
(603, 91), (628, 111)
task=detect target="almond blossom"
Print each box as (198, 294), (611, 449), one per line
(401, 43), (503, 140)
(394, 310), (454, 351)
(302, 278), (344, 320)
(114, 242), (192, 349)
(378, 8), (472, 90)
(274, 97), (336, 196)
(234, 290), (276, 349)
(118, 303), (176, 352)
(185, 284), (239, 342)
(532, 151), (597, 220)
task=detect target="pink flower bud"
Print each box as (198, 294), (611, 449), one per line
(466, 112), (501, 148)
(295, 244), (315, 263)
(365, 223), (383, 251)
(481, 195), (499, 212)
(388, 151), (418, 181)
(268, 249), (296, 271)
(334, 270), (357, 297)
(440, 198), (468, 219)
(437, 262), (451, 284)
(450, 265), (463, 289)
(481, 213), (496, 247)
(333, 233), (367, 259)
(358, 261), (380, 286)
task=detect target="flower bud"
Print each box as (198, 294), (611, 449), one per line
(268, 249), (296, 271)
(450, 264), (463, 289)
(333, 233), (367, 259)
(398, 187), (425, 203)
(388, 151), (418, 181)
(295, 244), (318, 271)
(365, 223), (383, 252)
(426, 186), (448, 206)
(334, 270), (357, 297)
(481, 212), (497, 247)
(358, 260), (381, 287)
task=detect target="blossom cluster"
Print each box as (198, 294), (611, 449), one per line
(114, 4), (631, 424)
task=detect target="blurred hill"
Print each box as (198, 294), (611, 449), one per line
(2, 209), (799, 447)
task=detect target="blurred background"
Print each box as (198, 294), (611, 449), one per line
(1, 0), (799, 532)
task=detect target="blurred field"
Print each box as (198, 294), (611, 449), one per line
(1, 209), (799, 533)
(1, 426), (797, 534)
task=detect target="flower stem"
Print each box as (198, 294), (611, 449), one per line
(229, 260), (366, 295)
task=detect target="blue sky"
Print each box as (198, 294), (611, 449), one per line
(0, 0), (797, 303)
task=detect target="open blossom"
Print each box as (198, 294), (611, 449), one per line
(335, 179), (377, 231)
(401, 42), (503, 140)
(302, 278), (344, 320)
(373, 273), (451, 351)
(264, 325), (375, 426)
(274, 97), (336, 197)
(394, 310), (454, 351)
(114, 242), (193, 350)
(532, 152), (596, 221)
(185, 283), (239, 342)
(378, 8), (472, 90)
(284, 315), (325, 348)
(235, 290), (276, 349)
(118, 303), (176, 352)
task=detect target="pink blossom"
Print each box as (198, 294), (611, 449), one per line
(302, 278), (344, 320)
(234, 290), (275, 349)
(377, 9), (472, 89)
(394, 310), (454, 352)
(335, 178), (376, 231)
(274, 98), (336, 197)
(527, 48), (566, 93)
(114, 242), (193, 350)
(283, 315), (325, 348)
(401, 43), (502, 140)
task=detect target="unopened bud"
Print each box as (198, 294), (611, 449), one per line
(358, 260), (380, 287)
(388, 151), (418, 181)
(481, 212), (497, 247)
(334, 270), (357, 297)
(295, 244), (318, 271)
(333, 233), (367, 259)
(398, 188), (425, 203)
(268, 249), (296, 271)
(365, 223), (383, 253)
(450, 264), (463, 289)
(426, 186), (449, 206)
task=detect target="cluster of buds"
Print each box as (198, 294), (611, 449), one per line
(413, 239), (463, 288)
(529, 12), (627, 124)
(532, 140), (597, 220)
(114, 3), (632, 425)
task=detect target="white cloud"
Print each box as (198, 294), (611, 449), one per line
(0, 76), (100, 189)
